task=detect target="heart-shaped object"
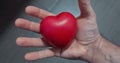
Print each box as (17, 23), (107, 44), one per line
(40, 12), (77, 48)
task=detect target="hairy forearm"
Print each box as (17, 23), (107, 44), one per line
(88, 38), (120, 63)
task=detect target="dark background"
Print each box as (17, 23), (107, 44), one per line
(0, 0), (30, 33)
(0, 0), (120, 63)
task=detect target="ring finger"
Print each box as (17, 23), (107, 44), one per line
(16, 37), (50, 47)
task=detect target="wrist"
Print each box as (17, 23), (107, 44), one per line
(80, 35), (103, 62)
(85, 36), (120, 63)
(86, 37), (106, 63)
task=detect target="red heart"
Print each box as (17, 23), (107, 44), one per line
(40, 12), (77, 48)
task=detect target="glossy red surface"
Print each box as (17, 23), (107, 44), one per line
(40, 12), (77, 48)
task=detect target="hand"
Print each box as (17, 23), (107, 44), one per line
(15, 0), (102, 62)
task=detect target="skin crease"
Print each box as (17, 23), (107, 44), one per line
(15, 0), (120, 63)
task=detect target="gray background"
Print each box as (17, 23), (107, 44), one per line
(0, 0), (120, 63)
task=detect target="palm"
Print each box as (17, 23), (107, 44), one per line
(57, 17), (99, 59)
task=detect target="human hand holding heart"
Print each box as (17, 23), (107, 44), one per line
(15, 0), (102, 62)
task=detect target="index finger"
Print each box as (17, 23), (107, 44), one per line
(25, 6), (55, 19)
